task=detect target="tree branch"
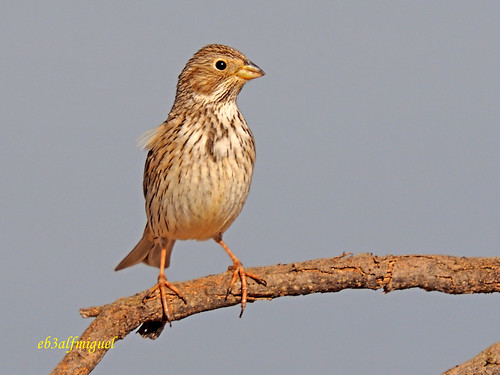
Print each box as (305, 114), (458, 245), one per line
(443, 341), (500, 375)
(50, 254), (500, 374)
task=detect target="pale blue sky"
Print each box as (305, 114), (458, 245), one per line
(2, 2), (499, 374)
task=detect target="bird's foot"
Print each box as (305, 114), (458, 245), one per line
(145, 274), (185, 325)
(226, 261), (266, 317)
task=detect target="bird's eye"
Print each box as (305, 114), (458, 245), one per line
(215, 60), (227, 70)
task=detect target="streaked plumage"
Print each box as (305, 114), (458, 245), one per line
(115, 44), (265, 322)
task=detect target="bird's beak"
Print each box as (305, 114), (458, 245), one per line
(236, 61), (265, 80)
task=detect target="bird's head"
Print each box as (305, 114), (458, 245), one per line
(175, 44), (264, 104)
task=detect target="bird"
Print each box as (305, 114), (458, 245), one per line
(115, 44), (265, 324)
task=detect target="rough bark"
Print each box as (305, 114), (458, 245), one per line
(50, 254), (500, 375)
(443, 342), (500, 375)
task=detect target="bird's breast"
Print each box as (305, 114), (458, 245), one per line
(145, 106), (255, 241)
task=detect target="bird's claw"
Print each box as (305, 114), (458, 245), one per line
(225, 262), (266, 317)
(145, 275), (185, 325)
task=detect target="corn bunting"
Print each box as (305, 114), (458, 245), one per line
(115, 44), (265, 324)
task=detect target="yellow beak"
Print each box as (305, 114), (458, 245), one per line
(236, 61), (265, 80)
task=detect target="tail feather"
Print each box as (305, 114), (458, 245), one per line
(115, 225), (175, 270)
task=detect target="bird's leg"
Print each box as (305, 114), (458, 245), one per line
(146, 244), (185, 325)
(215, 237), (266, 317)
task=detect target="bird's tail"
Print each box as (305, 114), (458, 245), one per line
(114, 225), (175, 270)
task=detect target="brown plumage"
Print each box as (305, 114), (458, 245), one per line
(115, 44), (265, 322)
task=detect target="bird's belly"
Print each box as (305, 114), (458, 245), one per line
(149, 158), (252, 241)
